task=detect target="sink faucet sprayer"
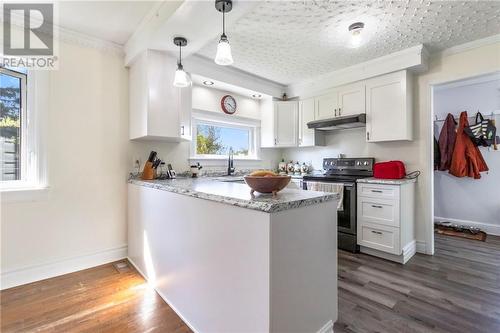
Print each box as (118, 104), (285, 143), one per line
(227, 147), (235, 176)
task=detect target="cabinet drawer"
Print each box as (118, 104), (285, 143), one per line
(358, 197), (399, 227)
(358, 222), (400, 255)
(358, 183), (399, 199)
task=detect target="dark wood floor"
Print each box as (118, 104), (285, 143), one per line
(2, 233), (499, 333)
(335, 233), (500, 333)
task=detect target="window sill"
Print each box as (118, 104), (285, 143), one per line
(0, 185), (50, 203)
(189, 156), (262, 161)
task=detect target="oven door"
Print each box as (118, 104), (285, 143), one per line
(337, 182), (356, 235)
(302, 180), (356, 234)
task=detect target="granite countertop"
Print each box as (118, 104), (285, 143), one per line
(128, 177), (338, 213)
(357, 177), (417, 185)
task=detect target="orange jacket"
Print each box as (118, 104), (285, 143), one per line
(449, 112), (488, 179)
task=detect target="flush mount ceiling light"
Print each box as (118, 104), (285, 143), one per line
(214, 0), (234, 66)
(173, 37), (192, 88)
(348, 22), (365, 47)
(203, 80), (215, 86)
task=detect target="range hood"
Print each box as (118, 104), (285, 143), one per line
(307, 113), (366, 131)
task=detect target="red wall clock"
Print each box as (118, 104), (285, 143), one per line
(221, 95), (237, 114)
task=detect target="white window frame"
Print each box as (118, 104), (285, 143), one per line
(190, 111), (261, 161)
(0, 67), (48, 200)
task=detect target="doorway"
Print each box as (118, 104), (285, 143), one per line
(431, 72), (500, 246)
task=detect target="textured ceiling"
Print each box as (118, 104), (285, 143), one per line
(197, 0), (500, 85)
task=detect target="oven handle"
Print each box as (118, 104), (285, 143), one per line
(302, 181), (355, 189)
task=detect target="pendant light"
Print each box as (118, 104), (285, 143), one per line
(214, 0), (234, 66)
(173, 37), (191, 88)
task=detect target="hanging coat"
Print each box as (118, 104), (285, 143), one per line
(449, 111), (489, 179)
(438, 113), (456, 171)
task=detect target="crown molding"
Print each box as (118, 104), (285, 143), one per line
(287, 44), (428, 98)
(437, 33), (500, 58)
(4, 10), (124, 57)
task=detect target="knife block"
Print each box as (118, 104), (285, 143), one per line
(142, 161), (155, 180)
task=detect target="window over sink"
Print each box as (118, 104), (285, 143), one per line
(191, 113), (259, 160)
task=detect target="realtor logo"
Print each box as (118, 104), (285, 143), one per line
(3, 3), (53, 55)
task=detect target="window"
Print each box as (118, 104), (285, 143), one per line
(0, 67), (27, 182)
(192, 116), (259, 160)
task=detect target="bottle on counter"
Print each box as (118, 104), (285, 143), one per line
(278, 158), (287, 175)
(300, 162), (309, 176)
(294, 161), (301, 175)
(287, 161), (295, 174)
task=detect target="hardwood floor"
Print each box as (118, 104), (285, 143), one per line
(2, 234), (499, 333)
(335, 233), (500, 333)
(0, 262), (191, 333)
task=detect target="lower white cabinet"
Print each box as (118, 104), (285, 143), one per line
(357, 180), (416, 264)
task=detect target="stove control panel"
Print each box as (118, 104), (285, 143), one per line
(323, 158), (374, 172)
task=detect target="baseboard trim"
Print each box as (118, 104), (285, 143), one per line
(127, 257), (200, 333)
(435, 216), (500, 236)
(1, 245), (127, 290)
(360, 240), (416, 264)
(317, 320), (334, 333)
(416, 240), (427, 254)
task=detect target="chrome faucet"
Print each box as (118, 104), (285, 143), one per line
(227, 147), (235, 176)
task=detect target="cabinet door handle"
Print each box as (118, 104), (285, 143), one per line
(371, 205), (383, 209)
(338, 107), (341, 116)
(371, 230), (383, 235)
(334, 109), (337, 117)
(180, 125), (185, 136)
(371, 190), (383, 193)
(274, 138), (277, 145)
(366, 131), (370, 141)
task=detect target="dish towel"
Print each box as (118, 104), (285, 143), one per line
(305, 182), (344, 211)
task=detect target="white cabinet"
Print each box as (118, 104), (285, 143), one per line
(357, 181), (416, 264)
(316, 90), (338, 120)
(337, 82), (365, 117)
(298, 98), (324, 147)
(365, 70), (412, 142)
(129, 50), (191, 141)
(274, 101), (298, 147)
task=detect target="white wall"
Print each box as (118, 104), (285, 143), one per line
(1, 40), (130, 288)
(131, 85), (281, 172)
(283, 41), (500, 254)
(433, 75), (500, 232)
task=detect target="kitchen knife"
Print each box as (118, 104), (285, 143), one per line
(147, 151), (157, 163)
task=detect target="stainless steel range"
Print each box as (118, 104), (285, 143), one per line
(302, 157), (374, 253)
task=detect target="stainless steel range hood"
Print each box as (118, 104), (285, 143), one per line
(307, 113), (366, 131)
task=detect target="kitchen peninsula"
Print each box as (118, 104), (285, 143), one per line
(128, 177), (338, 333)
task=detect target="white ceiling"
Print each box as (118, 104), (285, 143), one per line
(196, 0), (500, 85)
(58, 1), (159, 45)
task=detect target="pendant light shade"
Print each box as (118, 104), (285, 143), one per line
(215, 35), (233, 66)
(172, 37), (191, 88)
(173, 64), (191, 88)
(214, 0), (233, 66)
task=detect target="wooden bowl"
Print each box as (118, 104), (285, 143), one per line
(243, 175), (291, 195)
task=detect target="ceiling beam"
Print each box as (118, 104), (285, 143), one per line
(124, 0), (259, 66)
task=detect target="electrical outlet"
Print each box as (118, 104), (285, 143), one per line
(133, 157), (141, 170)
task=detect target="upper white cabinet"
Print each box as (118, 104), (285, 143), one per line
(129, 50), (191, 141)
(316, 90), (338, 120)
(337, 82), (366, 117)
(299, 98), (325, 147)
(274, 101), (298, 147)
(365, 70), (413, 142)
(315, 83), (366, 119)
